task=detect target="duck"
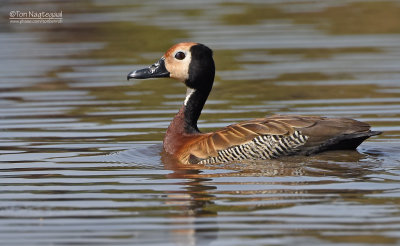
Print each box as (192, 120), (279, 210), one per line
(127, 42), (381, 164)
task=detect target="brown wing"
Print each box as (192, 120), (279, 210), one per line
(187, 114), (372, 161)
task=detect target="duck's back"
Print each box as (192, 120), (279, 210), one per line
(181, 115), (381, 164)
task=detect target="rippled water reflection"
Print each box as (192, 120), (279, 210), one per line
(1, 0), (400, 245)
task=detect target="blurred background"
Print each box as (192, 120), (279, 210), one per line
(1, 0), (400, 245)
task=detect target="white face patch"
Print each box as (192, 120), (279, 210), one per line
(184, 88), (195, 106)
(164, 47), (192, 82)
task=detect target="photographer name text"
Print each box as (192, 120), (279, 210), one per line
(9, 10), (63, 24)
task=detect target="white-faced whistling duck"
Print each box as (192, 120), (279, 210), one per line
(127, 42), (381, 164)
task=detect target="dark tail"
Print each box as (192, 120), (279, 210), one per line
(305, 130), (382, 155)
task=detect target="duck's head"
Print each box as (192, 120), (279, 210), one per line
(127, 42), (215, 93)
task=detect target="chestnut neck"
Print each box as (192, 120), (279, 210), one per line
(163, 88), (210, 155)
(167, 87), (210, 135)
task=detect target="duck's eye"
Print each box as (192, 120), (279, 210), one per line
(175, 51), (186, 60)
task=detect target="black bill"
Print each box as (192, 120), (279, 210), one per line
(127, 58), (170, 80)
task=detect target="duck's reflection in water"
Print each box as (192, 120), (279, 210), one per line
(160, 149), (380, 245)
(162, 152), (218, 246)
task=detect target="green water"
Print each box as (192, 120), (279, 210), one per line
(1, 1), (400, 245)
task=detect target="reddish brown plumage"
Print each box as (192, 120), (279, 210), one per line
(164, 111), (377, 164)
(127, 42), (381, 165)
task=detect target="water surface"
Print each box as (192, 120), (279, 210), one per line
(1, 0), (400, 245)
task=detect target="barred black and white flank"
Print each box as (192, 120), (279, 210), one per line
(199, 131), (308, 164)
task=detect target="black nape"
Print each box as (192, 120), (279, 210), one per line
(182, 44), (216, 134)
(186, 44), (215, 92)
